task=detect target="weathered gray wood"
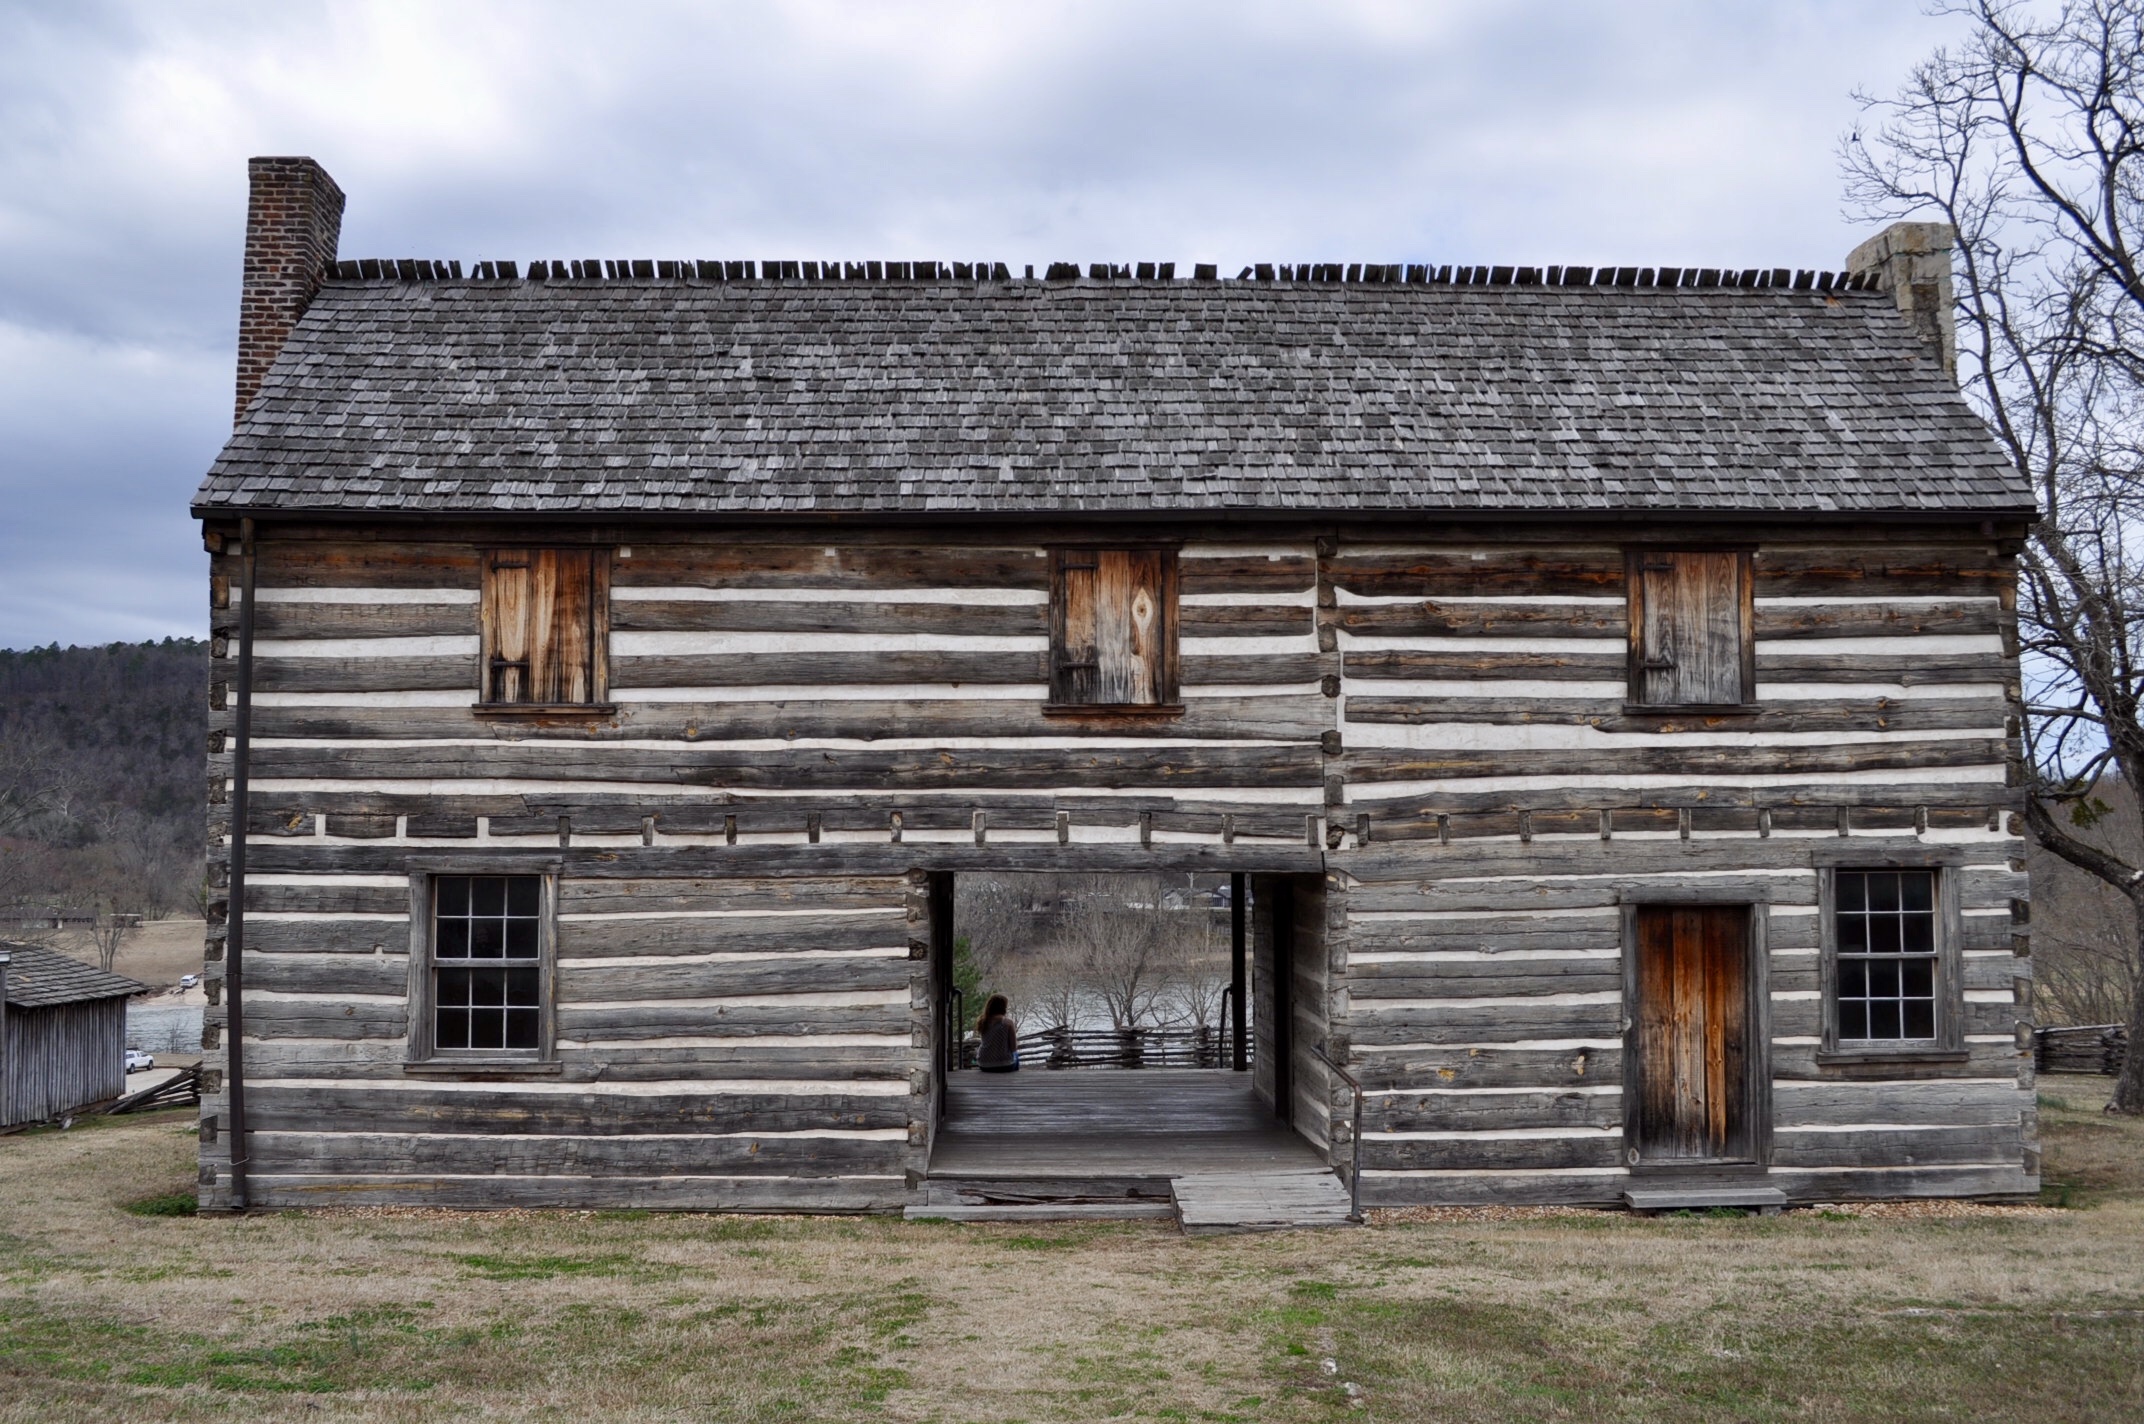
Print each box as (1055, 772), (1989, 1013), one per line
(252, 695), (1332, 744)
(558, 1003), (911, 1037)
(1346, 737), (2008, 784)
(614, 543), (1049, 591)
(244, 1083), (911, 1135)
(1180, 606), (1316, 636)
(241, 602), (476, 639)
(1328, 549), (1622, 599)
(560, 876), (908, 915)
(1368, 1088), (1621, 1132)
(1770, 1081), (2026, 1129)
(1344, 650), (1626, 681)
(1348, 964), (1624, 998)
(1342, 697), (2004, 734)
(244, 842), (1330, 878)
(1336, 603), (1625, 638)
(1358, 1168), (1628, 1207)
(244, 919), (410, 954)
(613, 651), (1046, 687)
(250, 1130), (909, 1177)
(249, 742), (1325, 791)
(557, 913), (906, 958)
(1352, 1046), (1621, 1091)
(1753, 602), (2000, 639)
(242, 883), (409, 915)
(1752, 549), (2010, 598)
(1349, 914), (1622, 946)
(1769, 1124), (2023, 1168)
(557, 954), (912, 1001)
(247, 953), (409, 996)
(1350, 1002), (1622, 1045)
(1178, 554), (1316, 595)
(1173, 1168), (1356, 1233)
(613, 599), (1045, 636)
(1360, 1134), (1624, 1171)
(240, 1040), (914, 1081)
(1342, 879), (1820, 915)
(1342, 782), (2016, 818)
(1754, 653), (2010, 684)
(253, 655), (477, 693)
(245, 1173), (910, 1212)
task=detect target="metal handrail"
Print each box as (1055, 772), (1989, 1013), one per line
(1309, 1043), (1365, 1224)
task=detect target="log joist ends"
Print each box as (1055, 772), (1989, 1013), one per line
(1340, 801), (2014, 847)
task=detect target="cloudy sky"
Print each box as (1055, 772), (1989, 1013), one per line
(0, 0), (1966, 650)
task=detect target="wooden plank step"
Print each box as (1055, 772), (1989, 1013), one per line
(1172, 1168), (1358, 1235)
(1624, 1186), (1788, 1215)
(904, 1202), (1178, 1223)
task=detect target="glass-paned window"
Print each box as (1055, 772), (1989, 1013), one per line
(432, 874), (543, 1051)
(1834, 869), (1939, 1041)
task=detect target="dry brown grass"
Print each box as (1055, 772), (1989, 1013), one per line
(3, 1080), (2141, 1422)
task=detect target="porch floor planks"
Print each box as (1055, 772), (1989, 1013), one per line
(925, 1069), (1353, 1231)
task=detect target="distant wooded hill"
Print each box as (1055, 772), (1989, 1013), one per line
(0, 639), (207, 919)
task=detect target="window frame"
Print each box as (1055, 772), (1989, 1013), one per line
(1043, 544), (1183, 717)
(1624, 546), (1757, 713)
(404, 857), (562, 1073)
(475, 545), (615, 716)
(1817, 861), (1966, 1063)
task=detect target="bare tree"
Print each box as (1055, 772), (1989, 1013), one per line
(1845, 0), (2144, 1110)
(85, 900), (136, 974)
(1054, 874), (1171, 1031)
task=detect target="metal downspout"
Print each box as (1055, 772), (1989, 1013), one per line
(225, 517), (258, 1210)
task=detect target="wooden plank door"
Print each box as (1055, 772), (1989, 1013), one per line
(1634, 906), (1752, 1161)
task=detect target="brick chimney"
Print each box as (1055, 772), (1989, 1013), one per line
(1845, 221), (1958, 382)
(234, 157), (345, 426)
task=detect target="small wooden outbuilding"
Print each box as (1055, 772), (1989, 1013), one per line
(0, 943), (146, 1126)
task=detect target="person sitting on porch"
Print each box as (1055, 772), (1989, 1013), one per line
(975, 995), (1019, 1074)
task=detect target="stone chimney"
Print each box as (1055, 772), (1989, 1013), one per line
(234, 157), (345, 426)
(1845, 221), (1958, 382)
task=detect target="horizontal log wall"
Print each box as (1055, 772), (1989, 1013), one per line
(197, 521), (2035, 1209)
(200, 530), (1326, 1209)
(1324, 536), (2035, 1206)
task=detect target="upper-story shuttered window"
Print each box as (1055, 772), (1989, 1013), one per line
(1627, 550), (1753, 709)
(479, 548), (611, 709)
(1048, 548), (1179, 712)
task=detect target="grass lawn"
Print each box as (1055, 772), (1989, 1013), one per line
(3, 1075), (2141, 1423)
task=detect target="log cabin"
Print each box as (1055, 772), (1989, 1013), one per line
(191, 156), (2039, 1216)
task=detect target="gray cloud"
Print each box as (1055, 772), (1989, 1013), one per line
(0, 0), (1963, 648)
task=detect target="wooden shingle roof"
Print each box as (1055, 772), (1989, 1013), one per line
(0, 944), (145, 1008)
(195, 269), (2033, 519)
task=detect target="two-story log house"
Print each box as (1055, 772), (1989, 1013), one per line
(191, 157), (2038, 1214)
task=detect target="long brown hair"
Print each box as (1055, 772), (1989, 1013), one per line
(975, 993), (1010, 1033)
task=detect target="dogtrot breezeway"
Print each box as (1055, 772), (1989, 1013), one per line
(913, 868), (1357, 1232)
(915, 1067), (1355, 1233)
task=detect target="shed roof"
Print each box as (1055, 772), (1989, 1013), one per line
(195, 272), (2033, 519)
(0, 944), (146, 1008)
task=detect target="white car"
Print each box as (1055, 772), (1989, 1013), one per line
(124, 1050), (155, 1073)
(178, 974), (199, 990)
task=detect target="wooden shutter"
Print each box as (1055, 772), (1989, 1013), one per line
(1629, 550), (1750, 707)
(482, 549), (608, 706)
(1050, 549), (1176, 707)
